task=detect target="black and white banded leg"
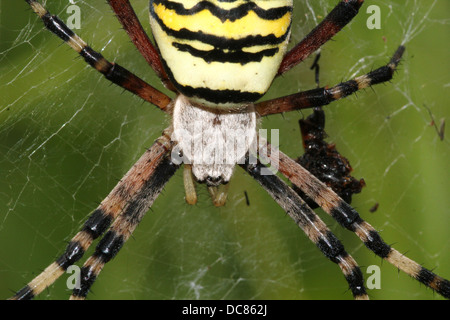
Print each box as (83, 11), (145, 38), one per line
(241, 159), (368, 300)
(261, 139), (450, 299)
(25, 0), (172, 112)
(257, 46), (405, 116)
(11, 132), (178, 300)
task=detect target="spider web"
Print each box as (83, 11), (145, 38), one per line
(0, 0), (448, 300)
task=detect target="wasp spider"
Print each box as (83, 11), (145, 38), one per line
(10, 0), (449, 300)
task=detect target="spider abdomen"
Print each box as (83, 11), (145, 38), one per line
(150, 0), (293, 108)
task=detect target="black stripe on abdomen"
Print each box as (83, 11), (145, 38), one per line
(151, 0), (292, 22)
(150, 13), (291, 50)
(172, 42), (279, 65)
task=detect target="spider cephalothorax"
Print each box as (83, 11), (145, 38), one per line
(10, 0), (449, 300)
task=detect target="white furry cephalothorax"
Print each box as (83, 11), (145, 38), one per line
(172, 95), (257, 185)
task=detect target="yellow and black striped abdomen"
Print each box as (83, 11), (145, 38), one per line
(150, 0), (293, 108)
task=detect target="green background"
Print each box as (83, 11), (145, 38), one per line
(0, 0), (448, 300)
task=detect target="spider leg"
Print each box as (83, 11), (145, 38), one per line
(70, 145), (178, 299)
(278, 0), (364, 76)
(257, 45), (404, 116)
(25, 0), (171, 112)
(262, 138), (450, 299)
(183, 164), (198, 205)
(106, 0), (175, 91)
(10, 131), (177, 300)
(241, 159), (369, 300)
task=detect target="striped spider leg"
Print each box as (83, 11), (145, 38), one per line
(278, 0), (364, 76)
(241, 159), (368, 300)
(11, 130), (178, 300)
(254, 43), (450, 298)
(24, 0), (172, 112)
(69, 132), (178, 300)
(106, 0), (175, 91)
(258, 137), (450, 298)
(256, 45), (406, 116)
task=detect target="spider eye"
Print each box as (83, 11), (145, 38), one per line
(205, 176), (224, 187)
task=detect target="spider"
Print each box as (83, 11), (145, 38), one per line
(9, 0), (449, 300)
